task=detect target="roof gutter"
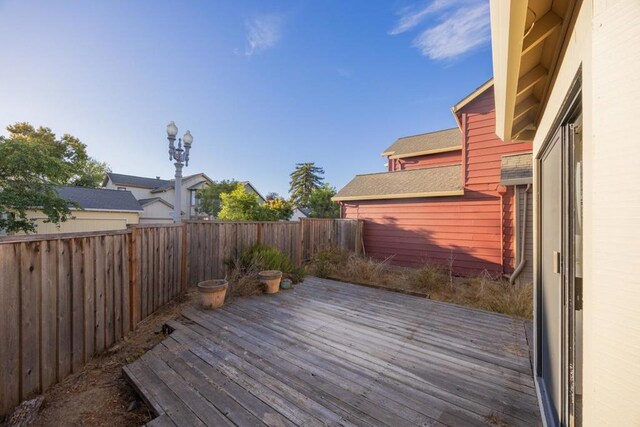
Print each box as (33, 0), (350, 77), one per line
(332, 190), (464, 202)
(387, 146), (462, 160)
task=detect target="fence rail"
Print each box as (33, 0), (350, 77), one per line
(0, 218), (361, 415)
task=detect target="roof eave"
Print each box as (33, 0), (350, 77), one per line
(332, 190), (464, 202)
(500, 177), (533, 186)
(490, 0), (528, 141)
(388, 146), (462, 160)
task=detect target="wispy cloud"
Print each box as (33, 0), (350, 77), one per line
(388, 0), (449, 35)
(243, 14), (283, 56)
(389, 0), (490, 60)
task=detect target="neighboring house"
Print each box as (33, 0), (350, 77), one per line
(290, 207), (310, 221)
(334, 82), (533, 281)
(24, 186), (141, 234)
(490, 1), (640, 425)
(103, 173), (265, 223)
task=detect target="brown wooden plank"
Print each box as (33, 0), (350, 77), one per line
(70, 238), (85, 372)
(0, 244), (21, 413)
(20, 241), (41, 398)
(83, 237), (96, 359)
(94, 236), (106, 354)
(57, 239), (72, 380)
(105, 235), (115, 348)
(121, 234), (131, 335)
(113, 235), (123, 341)
(40, 239), (57, 391)
(156, 228), (168, 310)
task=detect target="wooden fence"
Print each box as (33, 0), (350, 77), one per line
(185, 218), (362, 286)
(0, 218), (361, 415)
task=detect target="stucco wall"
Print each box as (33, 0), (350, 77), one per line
(531, 1), (640, 424)
(26, 210), (139, 234)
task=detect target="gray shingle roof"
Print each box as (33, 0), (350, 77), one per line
(382, 128), (461, 158)
(106, 173), (170, 189)
(500, 153), (533, 185)
(56, 186), (143, 211)
(137, 197), (174, 208)
(333, 164), (463, 201)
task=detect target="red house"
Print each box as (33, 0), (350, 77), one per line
(334, 81), (534, 282)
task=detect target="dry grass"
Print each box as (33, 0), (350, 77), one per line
(225, 256), (265, 299)
(308, 249), (533, 319)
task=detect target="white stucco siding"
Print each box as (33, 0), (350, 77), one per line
(532, 1), (640, 424)
(585, 1), (640, 425)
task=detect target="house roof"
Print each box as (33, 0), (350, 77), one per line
(333, 164), (464, 202)
(105, 172), (170, 189)
(138, 197), (174, 209)
(452, 79), (494, 113)
(149, 173), (214, 193)
(381, 128), (462, 159)
(500, 153), (533, 185)
(56, 186), (143, 212)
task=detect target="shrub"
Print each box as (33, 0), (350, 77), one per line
(229, 244), (306, 284)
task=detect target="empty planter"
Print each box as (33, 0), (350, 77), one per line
(258, 270), (283, 294)
(197, 279), (228, 309)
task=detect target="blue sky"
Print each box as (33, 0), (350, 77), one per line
(0, 0), (492, 196)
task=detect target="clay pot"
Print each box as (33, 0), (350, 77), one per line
(197, 279), (228, 309)
(258, 270), (283, 294)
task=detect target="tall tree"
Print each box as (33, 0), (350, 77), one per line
(289, 162), (324, 208)
(218, 184), (292, 221)
(218, 184), (262, 221)
(0, 122), (109, 233)
(195, 179), (238, 218)
(308, 183), (340, 218)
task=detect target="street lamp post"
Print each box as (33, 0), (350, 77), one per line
(166, 121), (193, 223)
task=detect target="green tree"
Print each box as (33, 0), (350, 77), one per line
(260, 197), (293, 221)
(71, 158), (111, 188)
(289, 162), (324, 208)
(218, 183), (262, 221)
(218, 184), (293, 221)
(308, 183), (340, 218)
(0, 122), (109, 233)
(195, 179), (238, 218)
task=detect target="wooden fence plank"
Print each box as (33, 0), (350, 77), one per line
(113, 235), (123, 342)
(105, 236), (115, 349)
(20, 241), (41, 399)
(40, 240), (57, 392)
(94, 236), (106, 354)
(122, 234), (131, 335)
(57, 239), (72, 381)
(83, 237), (95, 361)
(0, 244), (20, 413)
(70, 239), (84, 372)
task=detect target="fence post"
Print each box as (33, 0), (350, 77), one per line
(129, 227), (140, 331)
(298, 219), (305, 266)
(181, 223), (189, 291)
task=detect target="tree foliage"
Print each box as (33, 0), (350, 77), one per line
(260, 196), (293, 221)
(195, 179), (238, 218)
(289, 162), (324, 208)
(218, 184), (261, 221)
(218, 184), (292, 221)
(0, 123), (110, 233)
(308, 183), (340, 218)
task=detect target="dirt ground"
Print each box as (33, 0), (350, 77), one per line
(25, 288), (199, 427)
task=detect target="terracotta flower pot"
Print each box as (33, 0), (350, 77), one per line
(197, 279), (228, 309)
(258, 270), (283, 294)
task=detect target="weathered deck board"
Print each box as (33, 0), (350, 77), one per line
(124, 277), (541, 426)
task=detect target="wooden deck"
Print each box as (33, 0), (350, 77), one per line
(124, 277), (541, 426)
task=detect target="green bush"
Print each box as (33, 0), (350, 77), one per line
(229, 244), (306, 284)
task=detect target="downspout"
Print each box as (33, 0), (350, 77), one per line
(509, 184), (531, 285)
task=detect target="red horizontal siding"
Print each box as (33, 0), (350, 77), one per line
(342, 87), (532, 277)
(397, 150), (461, 170)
